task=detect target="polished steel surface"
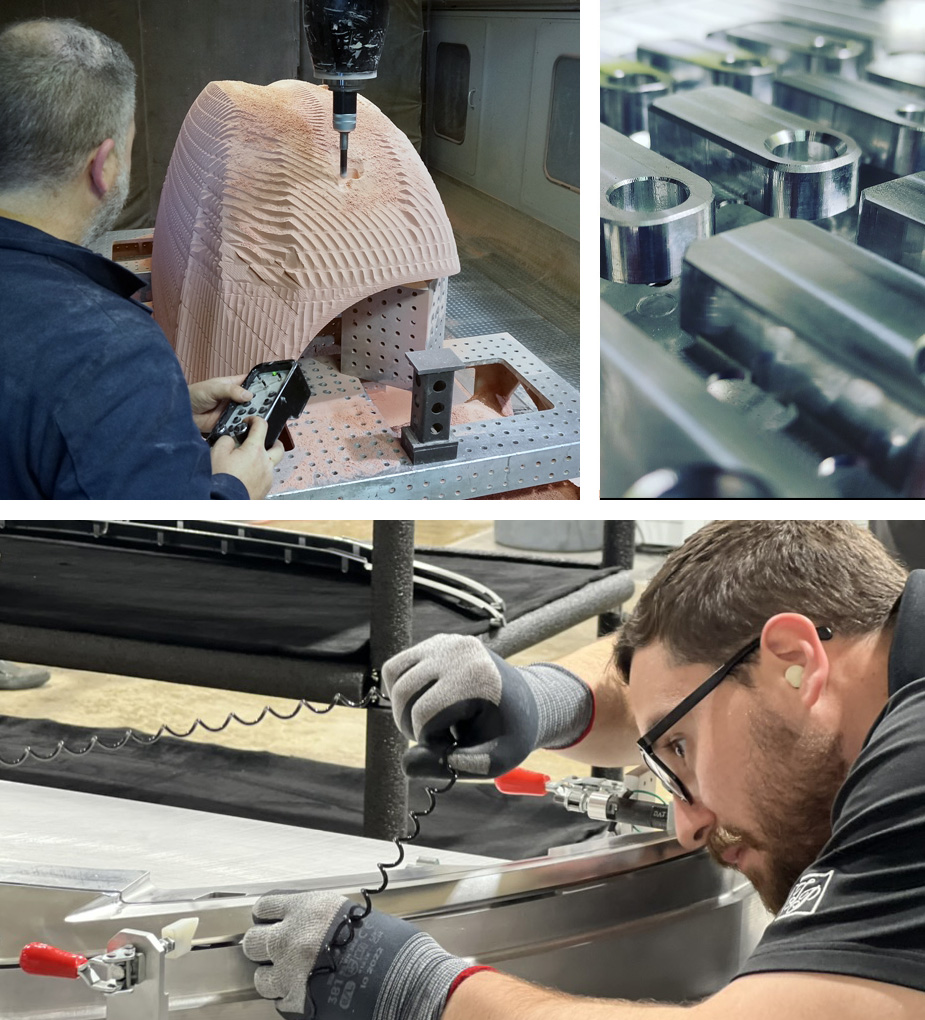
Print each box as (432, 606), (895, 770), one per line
(600, 301), (833, 498)
(636, 38), (776, 102)
(600, 60), (673, 136)
(857, 171), (925, 278)
(774, 73), (925, 175)
(649, 86), (860, 219)
(601, 126), (714, 285)
(680, 218), (925, 491)
(866, 52), (925, 100)
(0, 782), (768, 1018)
(714, 21), (866, 77)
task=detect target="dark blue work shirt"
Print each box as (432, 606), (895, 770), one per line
(0, 216), (247, 498)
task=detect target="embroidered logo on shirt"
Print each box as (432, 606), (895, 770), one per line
(777, 869), (834, 918)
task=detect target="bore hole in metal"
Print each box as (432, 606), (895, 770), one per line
(897, 104), (925, 123)
(432, 402), (445, 413)
(765, 129), (846, 162)
(607, 176), (690, 212)
(607, 71), (659, 87)
(433, 379), (447, 392)
(431, 423), (444, 435)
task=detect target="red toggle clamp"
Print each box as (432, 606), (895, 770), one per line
(20, 942), (89, 979)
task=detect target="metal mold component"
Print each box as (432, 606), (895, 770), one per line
(712, 22), (865, 78)
(600, 60), (673, 136)
(649, 87), (860, 219)
(601, 126), (713, 285)
(773, 74), (925, 176)
(866, 53), (925, 102)
(400, 348), (463, 463)
(636, 39), (776, 103)
(680, 219), (925, 490)
(857, 172), (925, 278)
(272, 333), (579, 499)
(600, 304), (832, 498)
(0, 780), (767, 1015)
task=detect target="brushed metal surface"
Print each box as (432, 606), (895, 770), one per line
(637, 38), (776, 101)
(773, 72), (925, 175)
(857, 171), (925, 278)
(714, 21), (865, 77)
(601, 126), (714, 285)
(600, 60), (673, 136)
(649, 86), (860, 219)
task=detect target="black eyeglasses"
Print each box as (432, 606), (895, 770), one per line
(637, 626), (833, 804)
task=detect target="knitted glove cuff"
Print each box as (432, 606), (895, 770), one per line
(372, 932), (470, 1020)
(522, 664), (594, 750)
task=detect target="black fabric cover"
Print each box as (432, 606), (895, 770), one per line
(0, 537), (619, 662)
(0, 716), (604, 860)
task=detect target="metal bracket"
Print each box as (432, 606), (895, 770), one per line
(601, 125), (714, 285)
(866, 53), (925, 101)
(679, 218), (925, 490)
(636, 39), (776, 101)
(399, 347), (465, 464)
(773, 73), (925, 176)
(600, 60), (673, 136)
(712, 22), (865, 77)
(649, 86), (860, 219)
(857, 172), (925, 278)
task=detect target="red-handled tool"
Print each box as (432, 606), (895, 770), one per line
(20, 942), (88, 979)
(494, 767), (551, 796)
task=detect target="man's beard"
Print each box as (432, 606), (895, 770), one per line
(82, 156), (130, 247)
(706, 705), (849, 915)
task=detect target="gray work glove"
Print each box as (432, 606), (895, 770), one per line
(382, 633), (593, 780)
(243, 891), (471, 1020)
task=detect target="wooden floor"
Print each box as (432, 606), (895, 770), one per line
(0, 521), (613, 777)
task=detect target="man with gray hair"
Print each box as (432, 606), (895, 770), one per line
(0, 18), (282, 498)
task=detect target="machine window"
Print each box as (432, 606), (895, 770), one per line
(434, 43), (470, 144)
(546, 55), (579, 191)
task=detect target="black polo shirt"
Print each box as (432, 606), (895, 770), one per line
(737, 570), (925, 993)
(0, 216), (247, 498)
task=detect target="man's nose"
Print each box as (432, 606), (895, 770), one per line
(672, 794), (716, 850)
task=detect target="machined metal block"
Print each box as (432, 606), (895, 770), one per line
(857, 172), (925, 279)
(601, 126), (714, 285)
(649, 87), (860, 219)
(600, 303), (831, 498)
(773, 74), (925, 176)
(600, 60), (673, 136)
(680, 219), (925, 489)
(866, 53), (925, 101)
(712, 22), (865, 78)
(400, 347), (463, 464)
(636, 39), (776, 103)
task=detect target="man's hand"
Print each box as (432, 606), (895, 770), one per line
(189, 375), (252, 432)
(243, 891), (472, 1020)
(210, 417), (283, 499)
(381, 634), (593, 780)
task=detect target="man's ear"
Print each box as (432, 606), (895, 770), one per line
(88, 139), (117, 198)
(760, 613), (830, 708)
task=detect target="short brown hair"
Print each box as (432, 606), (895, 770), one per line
(615, 521), (906, 683)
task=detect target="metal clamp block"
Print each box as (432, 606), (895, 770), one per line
(650, 86), (860, 219)
(601, 126), (713, 285)
(680, 219), (925, 489)
(857, 172), (925, 279)
(711, 22), (865, 78)
(399, 347), (463, 464)
(636, 39), (776, 102)
(866, 54), (925, 102)
(773, 73), (925, 176)
(600, 60), (673, 136)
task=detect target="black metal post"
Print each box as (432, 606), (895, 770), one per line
(363, 520), (415, 840)
(598, 521), (635, 637)
(594, 521), (635, 782)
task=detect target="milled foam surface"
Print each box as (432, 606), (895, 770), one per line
(152, 80), (460, 381)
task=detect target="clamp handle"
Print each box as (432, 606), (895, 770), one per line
(20, 943), (88, 979)
(494, 767), (550, 796)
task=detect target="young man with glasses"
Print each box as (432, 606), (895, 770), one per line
(244, 521), (925, 1020)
